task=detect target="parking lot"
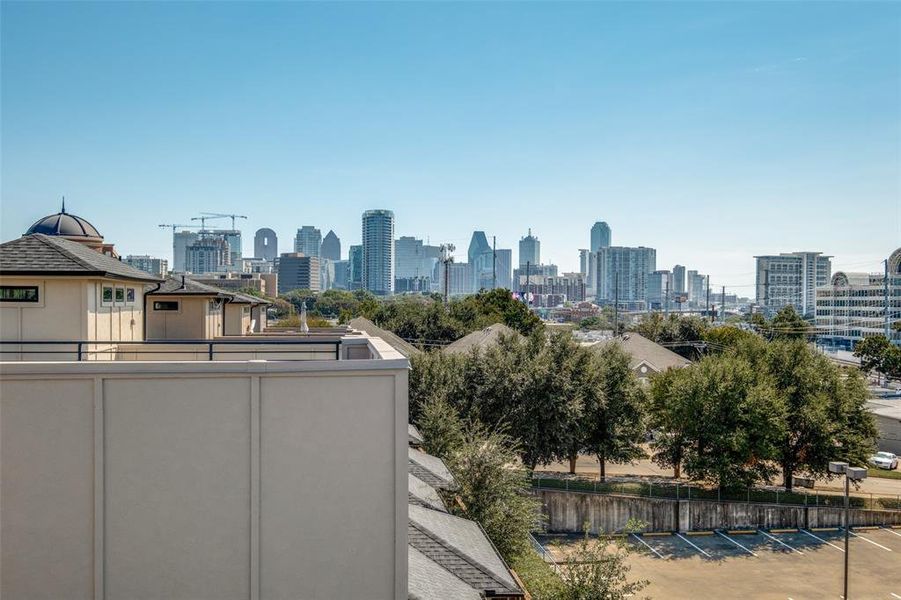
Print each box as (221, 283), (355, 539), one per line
(535, 527), (901, 599)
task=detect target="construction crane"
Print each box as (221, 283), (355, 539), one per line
(190, 215), (226, 231)
(200, 212), (248, 230)
(158, 224), (199, 233)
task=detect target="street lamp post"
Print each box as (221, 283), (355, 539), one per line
(828, 461), (868, 599)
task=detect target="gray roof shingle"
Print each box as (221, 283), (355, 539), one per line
(408, 448), (456, 490)
(0, 234), (161, 282)
(408, 474), (448, 513)
(442, 323), (519, 355)
(408, 423), (424, 447)
(408, 504), (522, 597)
(408, 546), (481, 600)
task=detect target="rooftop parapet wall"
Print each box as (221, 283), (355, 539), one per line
(1, 356), (409, 600)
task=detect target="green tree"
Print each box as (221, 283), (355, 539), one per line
(447, 426), (544, 561)
(632, 313), (709, 360)
(408, 351), (465, 422)
(555, 525), (649, 600)
(854, 335), (901, 378)
(416, 396), (465, 460)
(583, 342), (647, 481)
(763, 339), (877, 490)
(767, 305), (811, 340)
(648, 367), (692, 478)
(673, 354), (785, 488)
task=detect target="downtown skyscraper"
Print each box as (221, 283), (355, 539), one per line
(590, 221), (611, 251)
(362, 209), (395, 295)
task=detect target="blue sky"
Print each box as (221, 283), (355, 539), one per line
(2, 1), (898, 292)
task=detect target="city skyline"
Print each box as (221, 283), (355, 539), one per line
(2, 2), (898, 289)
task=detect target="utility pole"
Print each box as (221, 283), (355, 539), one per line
(492, 235), (497, 289)
(614, 271), (620, 335)
(664, 276), (670, 317)
(721, 285), (726, 324)
(525, 261), (531, 306)
(439, 243), (455, 304)
(706, 277), (711, 323)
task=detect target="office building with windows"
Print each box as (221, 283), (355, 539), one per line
(816, 248), (901, 348)
(185, 237), (230, 275)
(590, 221), (611, 251)
(518, 229), (540, 267)
(254, 228), (278, 262)
(755, 251), (832, 317)
(362, 210), (395, 295)
(595, 246), (656, 307)
(277, 252), (320, 294)
(321, 230), (341, 261)
(294, 226), (322, 258)
(124, 255), (168, 278)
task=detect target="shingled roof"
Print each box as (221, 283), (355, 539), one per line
(0, 234), (161, 282)
(408, 504), (523, 598)
(442, 323), (519, 355)
(408, 473), (448, 513)
(594, 332), (691, 373)
(408, 447), (457, 491)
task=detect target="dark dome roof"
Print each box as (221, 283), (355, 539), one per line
(25, 202), (102, 240)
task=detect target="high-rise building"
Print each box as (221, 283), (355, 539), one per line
(277, 252), (320, 294)
(332, 259), (350, 290)
(468, 231), (494, 291)
(294, 226), (322, 258)
(687, 270), (708, 308)
(203, 229), (242, 267)
(590, 222), (611, 252)
(672, 265), (686, 295)
(185, 237), (230, 274)
(595, 246), (656, 307)
(348, 245), (364, 290)
(321, 230), (341, 261)
(172, 231), (199, 272)
(362, 210), (395, 295)
(816, 248), (901, 349)
(254, 228), (278, 262)
(123, 255), (168, 278)
(519, 229), (540, 267)
(495, 248), (513, 290)
(755, 251), (832, 317)
(445, 262), (473, 297)
(648, 270), (671, 310)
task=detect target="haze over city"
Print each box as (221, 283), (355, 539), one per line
(2, 1), (899, 288)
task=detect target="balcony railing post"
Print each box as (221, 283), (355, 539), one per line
(208, 342), (214, 361)
(77, 342), (83, 362)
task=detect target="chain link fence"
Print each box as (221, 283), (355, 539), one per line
(530, 474), (901, 511)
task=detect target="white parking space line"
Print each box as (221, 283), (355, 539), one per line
(849, 530), (893, 552)
(631, 534), (665, 559)
(801, 529), (844, 552)
(884, 528), (901, 538)
(675, 533), (713, 558)
(716, 531), (757, 556)
(759, 530), (803, 555)
(890, 593), (901, 599)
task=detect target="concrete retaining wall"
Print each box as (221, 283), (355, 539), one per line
(536, 489), (901, 533)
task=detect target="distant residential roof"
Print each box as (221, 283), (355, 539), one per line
(408, 447), (456, 490)
(408, 546), (481, 600)
(442, 323), (518, 355)
(348, 317), (421, 357)
(409, 423), (425, 447)
(408, 504), (523, 597)
(594, 332), (691, 373)
(408, 474), (448, 513)
(0, 234), (161, 282)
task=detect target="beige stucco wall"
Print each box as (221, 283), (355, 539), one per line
(0, 277), (145, 359)
(146, 295), (223, 340)
(0, 357), (409, 600)
(224, 302), (252, 336)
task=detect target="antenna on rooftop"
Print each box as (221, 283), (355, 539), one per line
(61, 196), (66, 214)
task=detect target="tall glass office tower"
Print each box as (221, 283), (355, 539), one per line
(362, 209), (395, 295)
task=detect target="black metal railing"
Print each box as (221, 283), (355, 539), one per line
(0, 338), (343, 362)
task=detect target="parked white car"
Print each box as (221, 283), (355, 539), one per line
(869, 451), (899, 470)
